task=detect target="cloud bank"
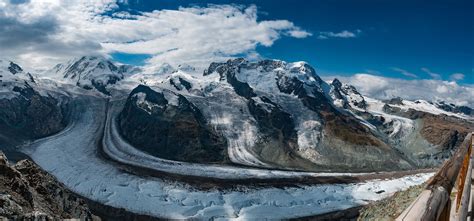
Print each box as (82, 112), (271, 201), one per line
(0, 0), (310, 71)
(324, 73), (474, 108)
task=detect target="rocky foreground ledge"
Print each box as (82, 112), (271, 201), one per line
(0, 151), (97, 220)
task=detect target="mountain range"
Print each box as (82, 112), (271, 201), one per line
(1, 56), (472, 172)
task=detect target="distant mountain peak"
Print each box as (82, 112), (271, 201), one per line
(0, 60), (24, 75)
(329, 78), (367, 110)
(49, 55), (139, 95)
(331, 78), (343, 88)
(0, 59), (36, 85)
(202, 58), (326, 97)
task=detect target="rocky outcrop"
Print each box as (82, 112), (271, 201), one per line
(386, 97), (404, 105)
(330, 78), (367, 109)
(169, 77), (192, 91)
(419, 114), (472, 152)
(435, 101), (473, 116)
(118, 85), (228, 163)
(357, 183), (425, 220)
(0, 151), (96, 220)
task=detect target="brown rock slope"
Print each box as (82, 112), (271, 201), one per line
(385, 105), (474, 151)
(0, 151), (96, 220)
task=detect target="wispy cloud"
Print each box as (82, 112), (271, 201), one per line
(421, 67), (441, 79)
(450, 73), (465, 81)
(391, 67), (418, 78)
(317, 29), (361, 39)
(0, 1), (311, 71)
(365, 69), (382, 75)
(288, 29), (312, 38)
(323, 74), (474, 108)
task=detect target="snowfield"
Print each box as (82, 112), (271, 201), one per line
(390, 99), (472, 120)
(22, 95), (434, 219)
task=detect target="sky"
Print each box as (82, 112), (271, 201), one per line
(0, 0), (472, 106)
(115, 0), (473, 84)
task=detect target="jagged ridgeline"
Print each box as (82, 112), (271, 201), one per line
(0, 60), (69, 149)
(118, 58), (474, 172)
(1, 57), (472, 172)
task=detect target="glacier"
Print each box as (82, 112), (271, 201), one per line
(21, 94), (433, 219)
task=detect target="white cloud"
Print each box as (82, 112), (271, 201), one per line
(391, 67), (418, 78)
(421, 67), (441, 80)
(288, 29), (312, 38)
(0, 1), (311, 71)
(323, 73), (474, 108)
(317, 29), (361, 39)
(450, 73), (465, 81)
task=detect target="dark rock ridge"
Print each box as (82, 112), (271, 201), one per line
(0, 82), (68, 144)
(118, 85), (228, 163)
(435, 101), (473, 116)
(0, 151), (96, 220)
(386, 97), (404, 105)
(0, 60), (36, 84)
(247, 96), (305, 167)
(7, 62), (23, 75)
(169, 76), (192, 91)
(330, 78), (367, 109)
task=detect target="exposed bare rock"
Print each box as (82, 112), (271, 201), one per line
(419, 114), (473, 151)
(0, 151), (96, 220)
(0, 83), (68, 141)
(383, 104), (474, 152)
(357, 183), (425, 221)
(118, 85), (228, 163)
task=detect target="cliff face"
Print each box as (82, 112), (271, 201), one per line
(0, 83), (68, 143)
(0, 151), (97, 220)
(118, 85), (228, 163)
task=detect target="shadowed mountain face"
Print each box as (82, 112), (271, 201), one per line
(0, 59), (69, 150)
(0, 82), (68, 154)
(118, 85), (228, 163)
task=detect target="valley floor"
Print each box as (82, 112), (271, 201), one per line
(17, 95), (434, 219)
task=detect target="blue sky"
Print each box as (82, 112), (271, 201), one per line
(111, 0), (473, 84)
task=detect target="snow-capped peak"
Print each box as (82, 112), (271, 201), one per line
(385, 98), (472, 119)
(202, 58), (328, 98)
(46, 55), (139, 94)
(0, 59), (24, 76)
(329, 78), (367, 110)
(51, 56), (122, 79)
(0, 59), (36, 84)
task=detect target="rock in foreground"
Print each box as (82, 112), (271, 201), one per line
(0, 151), (97, 220)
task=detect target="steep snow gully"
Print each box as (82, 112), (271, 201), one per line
(22, 94), (433, 219)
